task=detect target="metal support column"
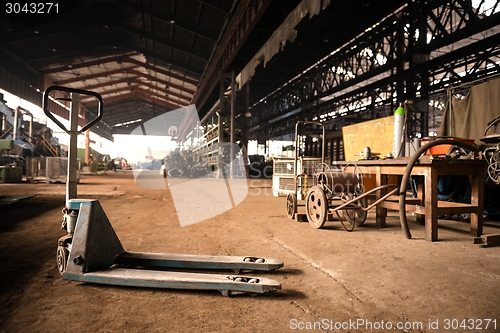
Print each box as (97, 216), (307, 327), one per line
(218, 77), (225, 179)
(67, 93), (80, 203)
(1, 113), (5, 135)
(230, 71), (236, 179)
(13, 107), (19, 140)
(85, 129), (90, 167)
(29, 116), (33, 140)
(244, 82), (250, 152)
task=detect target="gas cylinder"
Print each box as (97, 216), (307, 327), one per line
(393, 103), (405, 157)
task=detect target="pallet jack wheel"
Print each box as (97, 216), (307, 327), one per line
(305, 186), (328, 229)
(56, 246), (69, 275)
(342, 193), (367, 227)
(286, 193), (297, 219)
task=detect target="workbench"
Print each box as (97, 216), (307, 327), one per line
(332, 158), (486, 241)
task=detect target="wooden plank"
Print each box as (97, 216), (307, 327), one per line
(383, 201), (478, 215)
(380, 201), (417, 211)
(384, 195), (421, 204)
(342, 116), (394, 161)
(473, 234), (500, 247)
(333, 158), (485, 167)
(412, 202), (478, 215)
(437, 201), (476, 208)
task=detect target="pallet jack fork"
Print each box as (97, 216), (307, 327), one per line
(44, 86), (283, 296)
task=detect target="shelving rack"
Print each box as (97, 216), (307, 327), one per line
(191, 112), (222, 175)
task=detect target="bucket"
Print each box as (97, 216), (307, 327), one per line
(420, 137), (475, 156)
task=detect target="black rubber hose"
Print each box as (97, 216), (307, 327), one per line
(399, 139), (480, 239)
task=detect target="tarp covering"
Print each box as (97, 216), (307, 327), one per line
(236, 0), (331, 89)
(439, 76), (500, 144)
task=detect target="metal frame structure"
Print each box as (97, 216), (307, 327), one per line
(283, 121), (325, 218)
(247, 0), (500, 140)
(282, 121), (376, 230)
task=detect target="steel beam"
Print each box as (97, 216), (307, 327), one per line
(192, 0), (272, 110)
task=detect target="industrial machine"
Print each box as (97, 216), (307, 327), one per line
(0, 139), (23, 183)
(45, 86), (283, 296)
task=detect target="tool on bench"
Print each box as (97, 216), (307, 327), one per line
(44, 86), (283, 296)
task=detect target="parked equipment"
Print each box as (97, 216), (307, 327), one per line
(285, 121), (408, 231)
(0, 139), (23, 183)
(45, 86), (283, 296)
(284, 121), (328, 222)
(284, 121), (397, 230)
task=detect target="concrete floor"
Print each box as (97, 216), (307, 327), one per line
(1, 171), (499, 332)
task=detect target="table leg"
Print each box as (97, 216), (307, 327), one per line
(470, 167), (484, 237)
(375, 166), (387, 228)
(416, 176), (425, 225)
(424, 168), (439, 241)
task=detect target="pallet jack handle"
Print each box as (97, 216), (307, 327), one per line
(42, 86), (104, 204)
(42, 86), (103, 134)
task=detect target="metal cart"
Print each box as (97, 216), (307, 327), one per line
(285, 121), (398, 231)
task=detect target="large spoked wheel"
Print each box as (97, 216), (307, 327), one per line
(342, 193), (368, 227)
(56, 246), (69, 276)
(286, 193), (297, 219)
(305, 186), (328, 229)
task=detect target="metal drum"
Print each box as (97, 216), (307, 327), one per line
(305, 166), (367, 230)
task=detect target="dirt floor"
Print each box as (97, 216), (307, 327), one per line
(1, 171), (499, 333)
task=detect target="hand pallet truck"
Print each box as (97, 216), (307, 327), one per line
(44, 86), (283, 296)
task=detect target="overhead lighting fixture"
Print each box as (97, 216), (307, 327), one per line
(167, 10), (175, 24)
(113, 118), (142, 127)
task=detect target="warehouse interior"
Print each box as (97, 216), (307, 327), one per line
(1, 0), (500, 332)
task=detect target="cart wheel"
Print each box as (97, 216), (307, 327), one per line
(342, 193), (368, 227)
(286, 193), (297, 219)
(305, 186), (328, 229)
(56, 246), (69, 275)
